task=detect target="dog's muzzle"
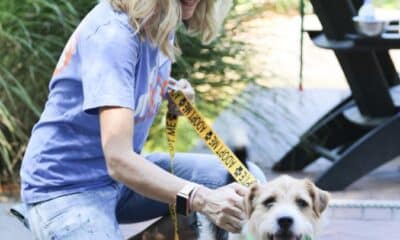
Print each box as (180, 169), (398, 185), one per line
(266, 216), (303, 240)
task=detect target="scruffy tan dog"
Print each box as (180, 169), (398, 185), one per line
(231, 175), (330, 240)
(131, 175), (330, 240)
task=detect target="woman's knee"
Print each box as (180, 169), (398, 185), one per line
(180, 153), (229, 188)
(145, 152), (266, 187)
(185, 156), (267, 186)
(146, 152), (229, 189)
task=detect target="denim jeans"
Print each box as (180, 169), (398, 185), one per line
(26, 153), (267, 240)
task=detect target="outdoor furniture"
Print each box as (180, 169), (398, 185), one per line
(273, 0), (400, 190)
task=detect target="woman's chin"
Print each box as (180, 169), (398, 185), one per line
(181, 10), (195, 20)
(182, 15), (193, 20)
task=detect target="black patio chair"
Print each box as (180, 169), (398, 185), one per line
(273, 0), (400, 190)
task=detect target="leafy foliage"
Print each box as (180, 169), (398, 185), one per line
(375, 0), (400, 8)
(0, 0), (96, 182)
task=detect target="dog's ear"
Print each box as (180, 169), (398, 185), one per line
(244, 183), (260, 218)
(316, 188), (330, 214)
(305, 180), (330, 216)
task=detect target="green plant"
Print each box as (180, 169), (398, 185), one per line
(0, 0), (96, 182)
(275, 0), (300, 12)
(375, 0), (400, 8)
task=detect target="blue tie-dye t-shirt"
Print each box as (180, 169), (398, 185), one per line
(20, 1), (172, 203)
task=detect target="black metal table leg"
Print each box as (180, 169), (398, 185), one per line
(316, 113), (400, 190)
(273, 97), (367, 171)
(376, 51), (400, 87)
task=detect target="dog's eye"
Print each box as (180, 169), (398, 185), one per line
(296, 198), (309, 208)
(262, 197), (276, 209)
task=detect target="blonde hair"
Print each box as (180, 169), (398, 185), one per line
(109, 0), (227, 61)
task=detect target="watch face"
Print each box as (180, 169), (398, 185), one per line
(176, 184), (197, 216)
(176, 194), (189, 216)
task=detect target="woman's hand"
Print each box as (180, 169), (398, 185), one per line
(168, 78), (195, 115)
(191, 183), (249, 233)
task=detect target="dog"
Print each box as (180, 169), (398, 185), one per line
(232, 175), (330, 240)
(132, 130), (330, 240)
(199, 175), (330, 240)
(131, 176), (329, 240)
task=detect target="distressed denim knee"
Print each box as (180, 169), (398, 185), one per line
(26, 184), (123, 240)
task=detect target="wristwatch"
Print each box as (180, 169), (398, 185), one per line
(176, 184), (197, 216)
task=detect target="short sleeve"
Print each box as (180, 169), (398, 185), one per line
(79, 21), (139, 114)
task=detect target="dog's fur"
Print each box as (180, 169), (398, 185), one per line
(131, 175), (330, 240)
(234, 175), (330, 240)
(131, 130), (330, 240)
(198, 175), (330, 240)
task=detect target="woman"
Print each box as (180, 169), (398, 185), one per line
(20, 0), (266, 239)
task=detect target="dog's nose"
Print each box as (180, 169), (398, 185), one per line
(277, 216), (293, 230)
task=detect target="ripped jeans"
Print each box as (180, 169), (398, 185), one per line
(26, 153), (267, 240)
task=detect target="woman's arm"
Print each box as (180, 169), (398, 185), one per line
(99, 106), (248, 233)
(99, 106), (188, 204)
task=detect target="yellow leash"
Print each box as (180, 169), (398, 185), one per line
(165, 89), (257, 240)
(165, 112), (180, 240)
